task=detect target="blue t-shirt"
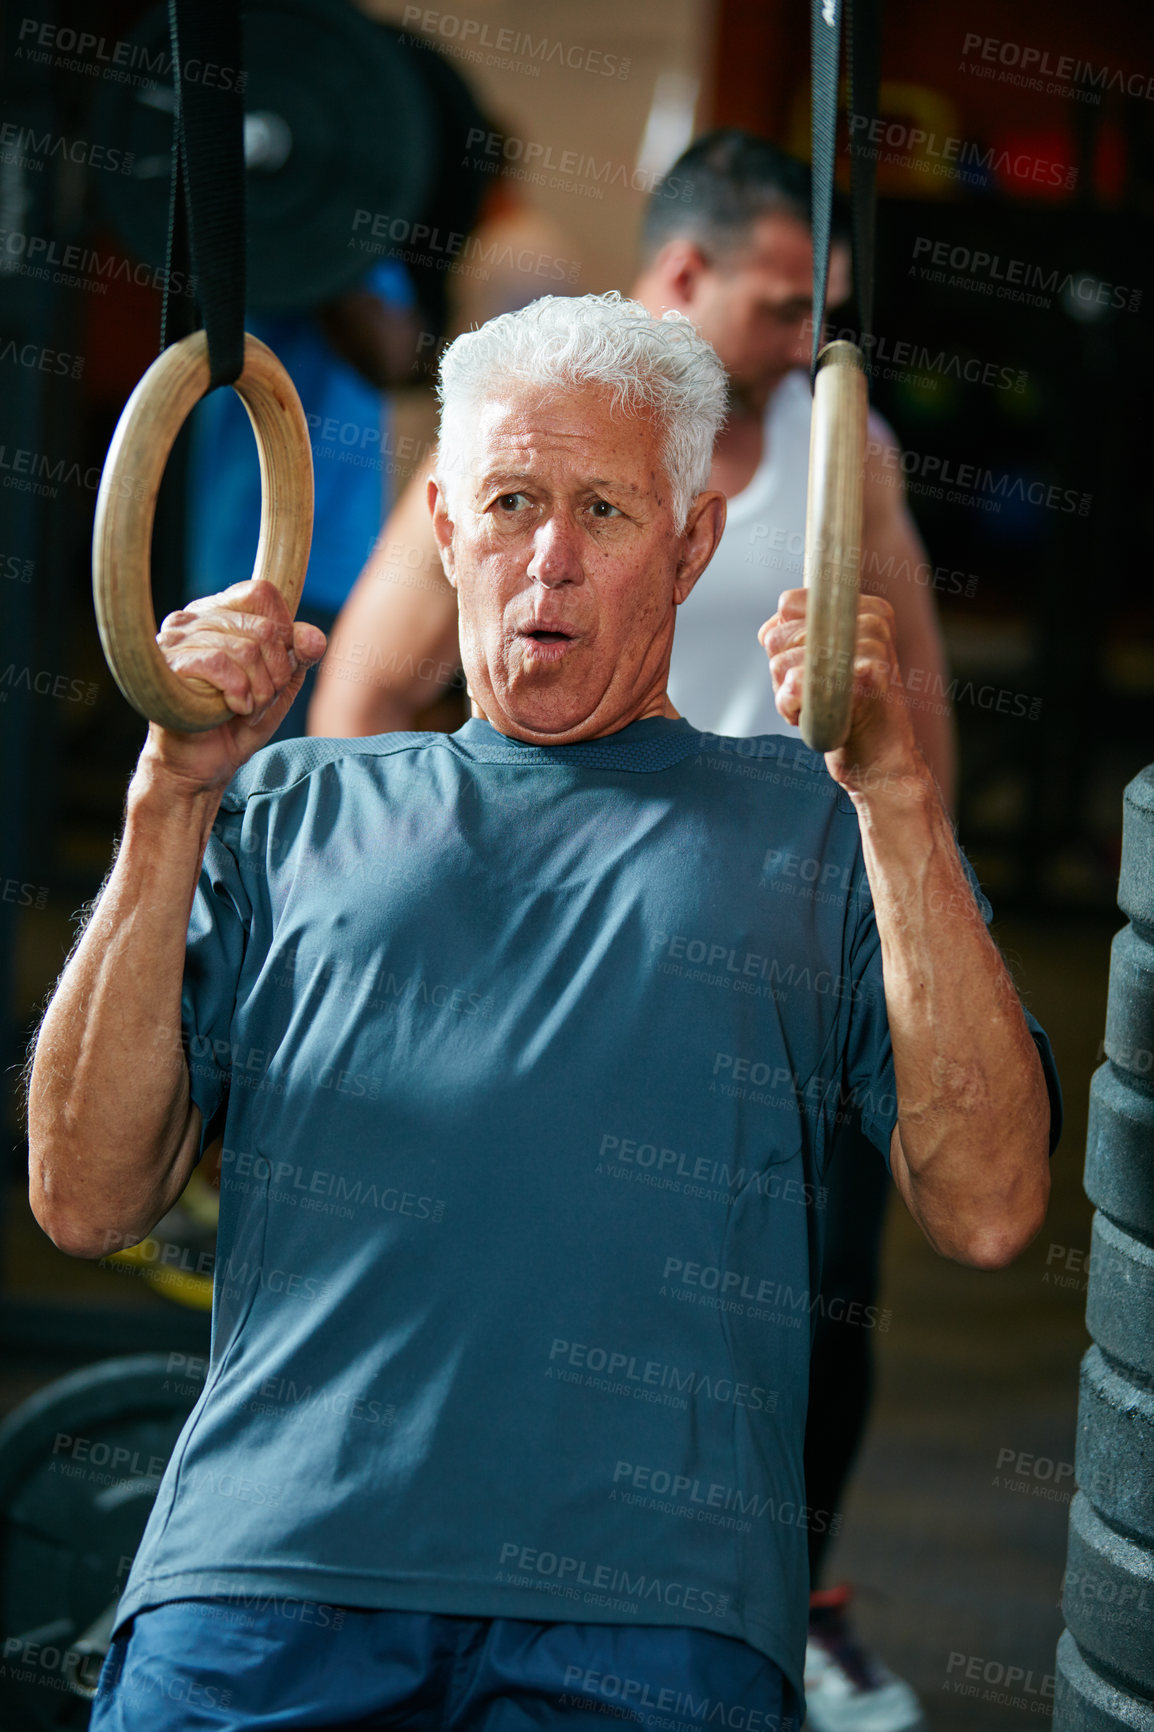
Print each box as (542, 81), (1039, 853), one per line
(117, 717), (1056, 1698)
(186, 261), (415, 619)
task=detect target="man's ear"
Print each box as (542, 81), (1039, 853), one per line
(429, 476), (456, 588)
(674, 491), (727, 605)
(653, 238), (712, 312)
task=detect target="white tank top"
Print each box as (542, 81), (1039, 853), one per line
(667, 368), (812, 739)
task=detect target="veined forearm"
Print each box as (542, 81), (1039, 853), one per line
(906, 692), (957, 817)
(851, 766), (1050, 1266)
(29, 580), (326, 1254)
(27, 764), (221, 1256)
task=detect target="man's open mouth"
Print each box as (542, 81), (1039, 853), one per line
(518, 623), (578, 661)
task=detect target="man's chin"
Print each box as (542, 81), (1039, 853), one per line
(729, 375), (781, 417)
(481, 679), (609, 745)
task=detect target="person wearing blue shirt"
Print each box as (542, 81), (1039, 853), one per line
(29, 293), (1059, 1731)
(186, 259), (419, 737)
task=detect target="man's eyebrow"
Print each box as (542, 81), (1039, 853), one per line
(586, 477), (647, 496)
(475, 472), (648, 497)
(475, 470), (533, 492)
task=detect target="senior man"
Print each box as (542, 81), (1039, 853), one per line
(311, 135), (959, 1729)
(30, 294), (1057, 1731)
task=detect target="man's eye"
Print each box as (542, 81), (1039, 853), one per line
(496, 493), (529, 511)
(589, 499), (621, 519)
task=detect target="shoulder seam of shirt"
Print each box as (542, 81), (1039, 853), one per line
(219, 733), (453, 811)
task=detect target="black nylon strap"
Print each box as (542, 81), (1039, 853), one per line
(810, 0), (882, 380)
(809, 0), (841, 382)
(845, 0), (881, 343)
(160, 0), (246, 388)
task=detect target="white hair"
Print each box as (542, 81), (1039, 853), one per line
(435, 291), (727, 533)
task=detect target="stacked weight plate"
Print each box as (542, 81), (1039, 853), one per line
(0, 1354), (207, 1727)
(1056, 767), (1154, 1729)
(91, 0), (489, 315)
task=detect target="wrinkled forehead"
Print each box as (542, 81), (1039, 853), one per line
(461, 381), (670, 499)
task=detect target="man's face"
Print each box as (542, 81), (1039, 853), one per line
(680, 213), (852, 411)
(430, 383), (724, 745)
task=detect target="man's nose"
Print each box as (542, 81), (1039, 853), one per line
(526, 515), (582, 587)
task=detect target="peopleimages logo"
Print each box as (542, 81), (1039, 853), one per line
(350, 209), (581, 285)
(401, 8), (631, 78)
(496, 1543), (730, 1618)
(911, 237), (1141, 315)
(660, 1257), (891, 1331)
(611, 1460), (840, 1538)
(959, 32), (1154, 103)
(548, 1337), (777, 1413)
(0, 121), (135, 175)
(14, 18), (247, 90)
(848, 112), (1075, 190)
(462, 127), (691, 201)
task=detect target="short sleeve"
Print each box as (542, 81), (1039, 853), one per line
(181, 815), (252, 1135)
(840, 840), (1063, 1167)
(840, 866), (898, 1164)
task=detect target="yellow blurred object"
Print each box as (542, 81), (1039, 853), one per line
(101, 1161), (219, 1311)
(789, 80), (965, 199)
(180, 1165), (221, 1232)
(106, 1240), (215, 1311)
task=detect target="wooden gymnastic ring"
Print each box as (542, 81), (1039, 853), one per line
(799, 341), (868, 755)
(92, 330), (314, 734)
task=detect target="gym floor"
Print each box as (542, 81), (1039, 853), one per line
(3, 905), (1112, 1729)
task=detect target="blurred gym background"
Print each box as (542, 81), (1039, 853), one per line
(0, 0), (1152, 1725)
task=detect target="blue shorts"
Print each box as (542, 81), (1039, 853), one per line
(89, 1599), (800, 1731)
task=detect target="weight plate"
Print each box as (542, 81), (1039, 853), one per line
(1085, 1211), (1154, 1382)
(1104, 925), (1154, 1088)
(1084, 1063), (1154, 1240)
(374, 24), (491, 341)
(92, 0), (438, 312)
(1055, 1630), (1154, 1731)
(0, 1354), (206, 1728)
(1120, 767), (1154, 931)
(1076, 1346), (1154, 1545)
(1062, 1491), (1154, 1696)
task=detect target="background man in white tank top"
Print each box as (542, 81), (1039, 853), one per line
(308, 133), (950, 1732)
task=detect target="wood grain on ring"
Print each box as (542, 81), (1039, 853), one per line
(93, 330), (313, 733)
(799, 341), (867, 755)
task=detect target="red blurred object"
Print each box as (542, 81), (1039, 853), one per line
(82, 231), (164, 408)
(987, 127), (1077, 200)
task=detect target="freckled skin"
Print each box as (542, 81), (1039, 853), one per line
(429, 384), (725, 745)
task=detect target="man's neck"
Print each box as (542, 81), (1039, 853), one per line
(467, 689), (681, 738)
(710, 398), (770, 500)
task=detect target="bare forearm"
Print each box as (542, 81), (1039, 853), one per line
(28, 763), (220, 1256)
(853, 768), (1050, 1266)
(907, 690), (956, 817)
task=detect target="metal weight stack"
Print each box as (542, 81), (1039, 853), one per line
(1056, 767), (1154, 1729)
